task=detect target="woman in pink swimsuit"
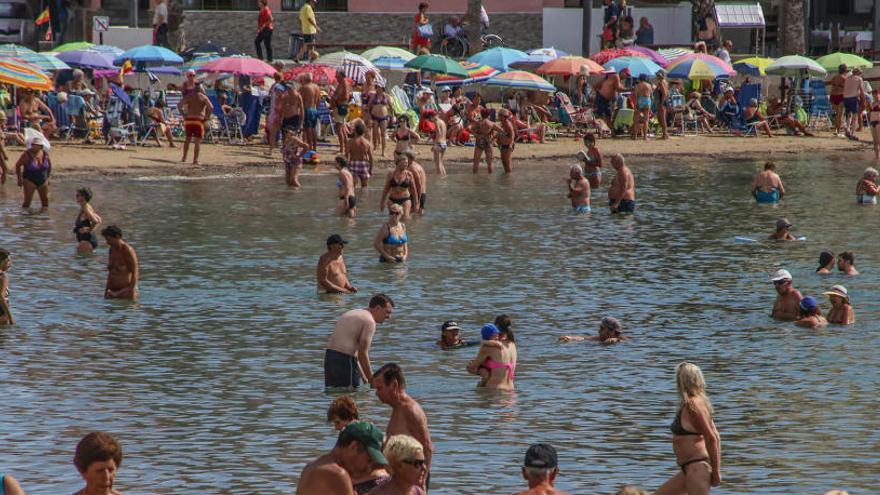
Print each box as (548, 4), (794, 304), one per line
(466, 322), (516, 390)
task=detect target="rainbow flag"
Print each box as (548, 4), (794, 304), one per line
(35, 8), (50, 26)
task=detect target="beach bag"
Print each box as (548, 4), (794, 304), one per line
(601, 27), (614, 41)
(417, 23), (433, 39)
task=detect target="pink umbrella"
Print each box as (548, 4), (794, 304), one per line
(590, 48), (642, 65)
(626, 46), (669, 67)
(198, 56), (277, 77)
(670, 53), (735, 76)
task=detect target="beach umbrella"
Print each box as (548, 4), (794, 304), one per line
(484, 71), (556, 92)
(732, 57), (775, 76)
(536, 56), (604, 76)
(603, 57), (662, 78)
(361, 46), (415, 62)
(670, 53), (736, 76)
(765, 55), (827, 77)
(90, 45), (125, 57)
(56, 49), (117, 70)
(113, 45), (183, 67)
(665, 57), (732, 80)
(0, 59), (53, 91)
(199, 56), (276, 77)
(626, 46), (669, 67)
(510, 47), (568, 68)
(434, 62), (500, 86)
(0, 44), (36, 58)
(372, 56), (407, 70)
(467, 47), (528, 71)
(53, 41), (95, 53)
(181, 42), (242, 60)
(342, 62), (385, 86)
(316, 51), (377, 72)
(284, 63), (338, 84)
(13, 52), (69, 71)
(184, 54), (220, 72)
(658, 47), (692, 61)
(815, 52), (872, 71)
(405, 54), (468, 77)
(591, 48), (642, 65)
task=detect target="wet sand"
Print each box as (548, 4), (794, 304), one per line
(11, 127), (877, 179)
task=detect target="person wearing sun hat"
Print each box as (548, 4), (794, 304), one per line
(296, 421), (387, 494)
(824, 285), (855, 325)
(770, 269), (802, 321)
(436, 320), (477, 350)
(795, 296), (828, 328)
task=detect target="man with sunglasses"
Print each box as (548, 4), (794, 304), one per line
(296, 421), (386, 495)
(770, 269), (803, 321)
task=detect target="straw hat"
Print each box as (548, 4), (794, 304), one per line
(822, 285), (849, 302)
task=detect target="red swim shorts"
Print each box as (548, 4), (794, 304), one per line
(830, 94), (844, 106)
(185, 120), (204, 139)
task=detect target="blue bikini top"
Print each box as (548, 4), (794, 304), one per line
(383, 228), (408, 245)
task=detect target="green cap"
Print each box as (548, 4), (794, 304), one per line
(342, 421), (388, 465)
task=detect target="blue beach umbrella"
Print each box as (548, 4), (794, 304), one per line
(56, 49), (117, 70)
(603, 57), (662, 79)
(372, 56), (407, 70)
(113, 45), (183, 67)
(467, 47), (528, 72)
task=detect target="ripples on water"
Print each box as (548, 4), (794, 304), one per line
(1, 154), (879, 494)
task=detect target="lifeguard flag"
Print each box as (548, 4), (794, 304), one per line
(119, 59), (133, 76)
(35, 8), (50, 25)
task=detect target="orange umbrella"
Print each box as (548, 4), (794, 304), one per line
(0, 58), (52, 91)
(536, 56), (604, 76)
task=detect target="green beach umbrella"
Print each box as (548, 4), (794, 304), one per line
(53, 41), (95, 53)
(765, 55), (827, 78)
(361, 46), (415, 62)
(404, 54), (468, 77)
(815, 52), (872, 71)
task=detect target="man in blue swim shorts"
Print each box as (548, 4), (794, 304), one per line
(567, 164), (591, 213)
(751, 161), (785, 203)
(299, 72), (321, 153)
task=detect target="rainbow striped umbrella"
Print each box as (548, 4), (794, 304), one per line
(14, 52), (70, 71)
(484, 70), (555, 92)
(0, 44), (36, 58)
(666, 58), (732, 80)
(0, 59), (53, 91)
(434, 62), (500, 86)
(670, 53), (735, 75)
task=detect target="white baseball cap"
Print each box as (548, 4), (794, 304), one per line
(770, 269), (792, 282)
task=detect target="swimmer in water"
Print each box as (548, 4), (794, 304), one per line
(855, 167), (878, 205)
(558, 316), (629, 344)
(794, 296), (827, 328)
(770, 269), (802, 321)
(837, 251), (858, 276)
(436, 320), (477, 350)
(374, 203), (408, 263)
(768, 218), (796, 241)
(751, 161), (784, 203)
(816, 250), (835, 274)
(823, 285), (854, 325)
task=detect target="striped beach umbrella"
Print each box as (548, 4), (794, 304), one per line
(670, 53), (735, 75)
(316, 51), (378, 73)
(590, 48), (642, 65)
(11, 52), (70, 71)
(536, 56), (604, 76)
(434, 62), (500, 86)
(0, 59), (53, 91)
(0, 44), (36, 58)
(665, 57), (732, 80)
(658, 47), (692, 61)
(484, 70), (556, 92)
(184, 54), (220, 72)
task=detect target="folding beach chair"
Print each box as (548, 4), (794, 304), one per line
(164, 91), (185, 137)
(736, 83), (761, 110)
(554, 92), (608, 137)
(104, 96), (136, 148)
(807, 79), (832, 129)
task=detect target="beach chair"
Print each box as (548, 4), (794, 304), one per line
(736, 83), (761, 110)
(62, 94), (92, 141)
(164, 91), (185, 137)
(554, 92), (607, 137)
(807, 79), (832, 129)
(612, 108), (634, 134)
(46, 93), (70, 139)
(104, 96), (136, 148)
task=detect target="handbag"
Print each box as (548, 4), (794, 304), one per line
(417, 23), (433, 39)
(601, 27), (614, 41)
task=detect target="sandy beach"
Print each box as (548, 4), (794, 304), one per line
(15, 127), (876, 180)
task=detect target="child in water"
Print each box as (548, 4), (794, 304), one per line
(476, 323), (504, 384)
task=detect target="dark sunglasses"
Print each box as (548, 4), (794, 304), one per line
(402, 459), (426, 467)
(773, 279), (790, 285)
(389, 212), (400, 216)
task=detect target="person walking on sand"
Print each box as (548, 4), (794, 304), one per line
(254, 0), (274, 62)
(179, 84), (213, 166)
(152, 0), (169, 47)
(830, 64), (848, 136)
(655, 70), (670, 139)
(297, 0), (320, 61)
(324, 294), (394, 389)
(317, 234), (357, 294)
(751, 161), (784, 203)
(770, 269), (802, 321)
(300, 73), (321, 154)
(102, 226), (139, 301)
(566, 164), (591, 213)
(296, 421), (387, 495)
(607, 154), (635, 213)
(596, 68), (627, 133)
(511, 444), (569, 495)
(0, 249), (13, 326)
(631, 74), (652, 140)
(372, 363), (434, 492)
(842, 67), (864, 141)
(429, 110), (447, 177)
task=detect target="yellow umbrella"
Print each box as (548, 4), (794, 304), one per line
(733, 57), (775, 76)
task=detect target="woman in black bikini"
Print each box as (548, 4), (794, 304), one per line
(496, 109), (516, 174)
(657, 362), (721, 495)
(392, 115), (420, 161)
(15, 132), (52, 210)
(470, 108), (499, 174)
(379, 157), (419, 218)
(368, 85), (391, 156)
(74, 188), (103, 254)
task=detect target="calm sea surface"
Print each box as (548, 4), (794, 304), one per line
(0, 152), (878, 494)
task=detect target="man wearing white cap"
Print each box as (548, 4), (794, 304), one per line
(770, 269), (802, 321)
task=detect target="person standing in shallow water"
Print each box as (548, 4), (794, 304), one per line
(770, 269), (802, 321)
(837, 251), (858, 276)
(607, 154), (635, 213)
(824, 285), (855, 325)
(566, 164), (591, 213)
(511, 443), (569, 495)
(751, 161), (785, 203)
(0, 249), (13, 326)
(324, 294), (394, 389)
(816, 250), (835, 274)
(102, 226), (139, 300)
(655, 362), (721, 495)
(74, 188), (102, 254)
(15, 131), (52, 210)
(317, 234), (357, 294)
(73, 431), (124, 495)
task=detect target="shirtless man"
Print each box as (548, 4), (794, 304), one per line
(404, 150), (427, 214)
(577, 134), (603, 188)
(607, 154), (635, 213)
(596, 68), (627, 132)
(511, 444), (569, 495)
(300, 72), (321, 152)
(346, 120), (374, 188)
(470, 108), (500, 174)
(837, 251), (859, 276)
(842, 67), (864, 140)
(324, 294), (394, 389)
(18, 89), (56, 136)
(317, 234), (357, 294)
(829, 64), (848, 136)
(655, 70), (670, 139)
(770, 269), (802, 321)
(566, 164), (591, 213)
(178, 84), (213, 165)
(768, 217), (796, 241)
(331, 70), (351, 154)
(631, 74), (653, 140)
(372, 363), (434, 491)
(296, 421), (387, 495)
(497, 109), (516, 173)
(751, 161), (785, 203)
(147, 100), (176, 148)
(278, 79), (304, 139)
(102, 225), (139, 300)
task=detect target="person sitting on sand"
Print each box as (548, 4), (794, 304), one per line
(146, 99), (176, 148)
(436, 321), (477, 349)
(816, 250), (835, 274)
(752, 161), (785, 203)
(743, 98), (773, 138)
(795, 296), (827, 328)
(558, 316), (629, 344)
(837, 251), (858, 276)
(766, 98), (814, 137)
(823, 285), (854, 325)
(768, 218), (796, 241)
(856, 167), (879, 205)
(566, 164), (591, 213)
(686, 92), (714, 134)
(771, 269), (802, 321)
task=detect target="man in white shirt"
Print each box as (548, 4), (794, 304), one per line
(153, 0), (169, 48)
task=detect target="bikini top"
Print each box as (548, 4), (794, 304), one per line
(372, 94), (388, 106)
(484, 357), (516, 381)
(389, 173), (412, 189)
(395, 131), (411, 141)
(670, 406), (701, 436)
(383, 226), (408, 245)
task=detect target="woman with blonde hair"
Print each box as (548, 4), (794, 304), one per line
(373, 203), (409, 263)
(365, 434), (427, 495)
(656, 362), (721, 495)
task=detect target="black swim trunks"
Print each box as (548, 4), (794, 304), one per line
(324, 349), (360, 388)
(282, 115), (302, 132)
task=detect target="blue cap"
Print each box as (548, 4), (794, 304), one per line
(799, 296), (818, 312)
(481, 323), (500, 340)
